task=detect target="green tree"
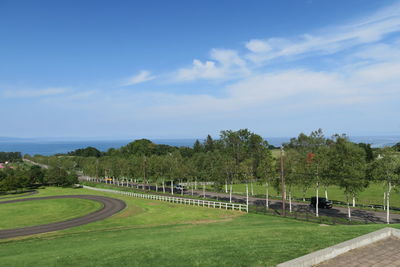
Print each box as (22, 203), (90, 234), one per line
(28, 165), (45, 185)
(327, 135), (367, 220)
(204, 135), (215, 152)
(370, 148), (400, 224)
(256, 152), (276, 209)
(193, 139), (203, 153)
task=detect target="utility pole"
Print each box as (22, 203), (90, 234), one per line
(280, 147), (286, 216)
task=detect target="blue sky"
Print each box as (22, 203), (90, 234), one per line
(1, 0), (400, 139)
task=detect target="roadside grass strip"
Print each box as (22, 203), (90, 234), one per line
(83, 185), (248, 212)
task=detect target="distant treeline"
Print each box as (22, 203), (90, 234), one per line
(0, 152), (22, 163)
(64, 137), (279, 159)
(0, 165), (78, 193)
(28, 128), (398, 196)
(394, 142), (400, 151)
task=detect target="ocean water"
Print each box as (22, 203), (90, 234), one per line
(0, 136), (398, 156)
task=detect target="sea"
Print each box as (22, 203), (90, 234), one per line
(0, 136), (399, 156)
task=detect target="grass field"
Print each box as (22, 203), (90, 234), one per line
(211, 182), (399, 207)
(0, 198), (102, 230)
(0, 187), (399, 266)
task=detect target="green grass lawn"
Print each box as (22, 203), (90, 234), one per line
(211, 182), (399, 207)
(0, 187), (399, 267)
(0, 198), (102, 230)
(0, 190), (35, 199)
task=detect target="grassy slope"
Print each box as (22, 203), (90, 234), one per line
(0, 187), (399, 267)
(0, 198), (102, 230)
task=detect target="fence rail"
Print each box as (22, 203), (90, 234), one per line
(82, 185), (248, 212)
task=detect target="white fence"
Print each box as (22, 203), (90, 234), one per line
(83, 185), (248, 212)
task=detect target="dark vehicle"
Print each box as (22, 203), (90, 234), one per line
(310, 197), (332, 209)
(174, 185), (185, 192)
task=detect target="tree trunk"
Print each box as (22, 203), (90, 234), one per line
(203, 183), (206, 198)
(251, 181), (254, 196)
(265, 182), (269, 210)
(171, 180), (174, 195)
(352, 195), (356, 207)
(229, 182), (233, 203)
(325, 187), (328, 200)
(347, 201), (351, 221)
(155, 183), (158, 192)
(387, 182), (392, 224)
(195, 179), (197, 190)
(289, 190), (292, 213)
(191, 180), (194, 195)
(383, 191), (386, 210)
(225, 180), (228, 193)
(162, 180), (165, 193)
(246, 183), (249, 211)
(181, 181), (184, 196)
(316, 182), (319, 217)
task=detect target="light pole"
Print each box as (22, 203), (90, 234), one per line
(280, 147), (286, 216)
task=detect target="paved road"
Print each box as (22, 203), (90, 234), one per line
(82, 177), (400, 224)
(27, 159), (400, 224)
(0, 190), (38, 200)
(190, 189), (400, 224)
(0, 195), (126, 239)
(23, 158), (48, 169)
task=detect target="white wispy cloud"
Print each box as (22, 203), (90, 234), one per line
(1, 88), (67, 98)
(245, 2), (400, 63)
(42, 2), (400, 114)
(121, 70), (155, 86)
(11, 2), (400, 137)
(174, 49), (249, 82)
(170, 2), (400, 83)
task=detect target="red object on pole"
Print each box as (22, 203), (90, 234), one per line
(307, 152), (315, 163)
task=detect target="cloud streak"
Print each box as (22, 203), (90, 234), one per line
(120, 70), (155, 86)
(174, 49), (250, 82)
(1, 88), (67, 98)
(169, 2), (400, 83)
(245, 2), (400, 64)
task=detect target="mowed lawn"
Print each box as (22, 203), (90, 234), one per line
(0, 187), (399, 267)
(211, 182), (400, 207)
(0, 198), (102, 230)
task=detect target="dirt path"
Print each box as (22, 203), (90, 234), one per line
(0, 195), (126, 239)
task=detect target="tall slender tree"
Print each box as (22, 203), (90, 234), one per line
(370, 148), (400, 224)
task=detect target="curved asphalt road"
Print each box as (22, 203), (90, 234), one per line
(0, 195), (126, 239)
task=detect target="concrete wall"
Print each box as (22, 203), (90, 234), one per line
(277, 227), (400, 267)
